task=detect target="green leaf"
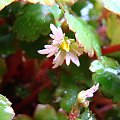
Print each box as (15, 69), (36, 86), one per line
(65, 13), (102, 58)
(0, 1), (24, 18)
(50, 4), (62, 26)
(51, 4), (62, 19)
(60, 84), (79, 112)
(90, 56), (120, 102)
(93, 70), (120, 102)
(72, 0), (87, 16)
(13, 4), (54, 42)
(0, 94), (15, 120)
(0, 25), (16, 54)
(89, 56), (119, 72)
(91, 56), (120, 102)
(79, 109), (96, 120)
(0, 0), (14, 11)
(107, 14), (120, 45)
(53, 71), (79, 112)
(34, 104), (58, 120)
(13, 114), (33, 120)
(102, 0), (120, 15)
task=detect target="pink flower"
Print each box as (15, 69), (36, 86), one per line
(77, 83), (99, 107)
(50, 24), (65, 45)
(38, 24), (83, 68)
(85, 83), (99, 98)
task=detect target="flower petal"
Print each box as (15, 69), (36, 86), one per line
(52, 50), (66, 68)
(38, 49), (50, 55)
(85, 83), (99, 98)
(50, 34), (55, 39)
(50, 24), (58, 35)
(44, 45), (52, 48)
(69, 52), (80, 66)
(38, 44), (58, 57)
(50, 24), (64, 45)
(66, 53), (71, 66)
(58, 26), (63, 35)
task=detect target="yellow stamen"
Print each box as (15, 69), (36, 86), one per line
(60, 41), (70, 52)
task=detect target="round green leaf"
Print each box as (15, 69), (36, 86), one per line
(13, 4), (54, 42)
(90, 56), (119, 72)
(93, 70), (120, 102)
(60, 84), (79, 112)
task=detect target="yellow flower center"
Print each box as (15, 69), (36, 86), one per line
(60, 41), (70, 52)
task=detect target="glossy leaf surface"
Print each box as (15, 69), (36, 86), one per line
(90, 56), (119, 72)
(91, 56), (120, 102)
(13, 4), (54, 42)
(65, 13), (101, 58)
(93, 70), (120, 102)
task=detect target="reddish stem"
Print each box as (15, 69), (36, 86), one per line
(102, 44), (120, 55)
(93, 44), (120, 59)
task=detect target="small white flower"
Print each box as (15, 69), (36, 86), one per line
(38, 24), (83, 68)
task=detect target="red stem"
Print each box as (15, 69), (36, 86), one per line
(102, 44), (120, 55)
(93, 44), (120, 59)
